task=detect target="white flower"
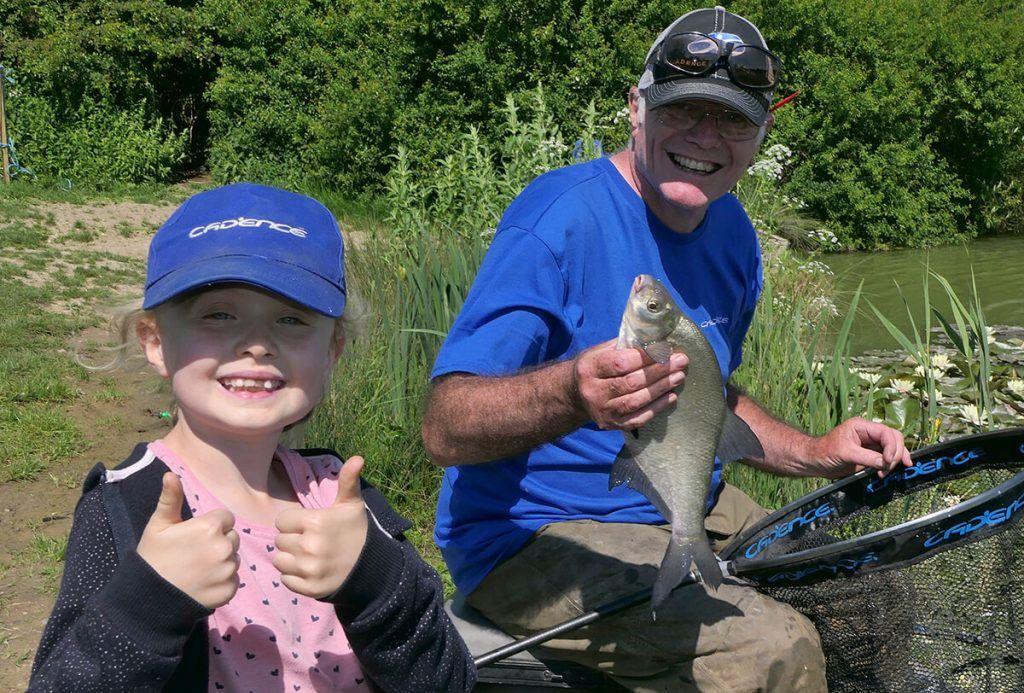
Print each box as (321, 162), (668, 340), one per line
(930, 353), (953, 372)
(913, 365), (946, 380)
(809, 295), (839, 317)
(856, 370), (882, 385)
(890, 378), (915, 395)
(1006, 379), (1024, 399)
(808, 228), (840, 246)
(923, 388), (944, 403)
(798, 260), (834, 276)
(763, 143), (793, 162)
(747, 158), (784, 179)
(986, 326), (997, 344)
(958, 404), (987, 426)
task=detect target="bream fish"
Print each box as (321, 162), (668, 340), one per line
(613, 274), (764, 611)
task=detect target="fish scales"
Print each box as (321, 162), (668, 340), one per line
(612, 274), (763, 612)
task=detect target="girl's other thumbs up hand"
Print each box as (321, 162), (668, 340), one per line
(273, 456), (369, 599)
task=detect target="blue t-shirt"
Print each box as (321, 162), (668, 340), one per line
(432, 156), (763, 594)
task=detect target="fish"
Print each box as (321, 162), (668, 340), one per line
(612, 274), (764, 611)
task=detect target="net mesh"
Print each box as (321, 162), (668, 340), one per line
(753, 467), (1024, 692)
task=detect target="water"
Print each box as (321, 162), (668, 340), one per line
(821, 234), (1024, 354)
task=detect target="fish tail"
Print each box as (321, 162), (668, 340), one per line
(651, 536), (722, 610)
(651, 536), (692, 611)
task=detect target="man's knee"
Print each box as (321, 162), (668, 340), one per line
(725, 602), (826, 692)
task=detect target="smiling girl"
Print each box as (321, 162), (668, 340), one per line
(30, 183), (476, 692)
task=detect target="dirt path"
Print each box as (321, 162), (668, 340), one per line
(0, 199), (178, 689)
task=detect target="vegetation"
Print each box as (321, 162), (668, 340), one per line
(2, 0), (1023, 247)
(2, 87), (1021, 590)
(0, 193), (157, 483)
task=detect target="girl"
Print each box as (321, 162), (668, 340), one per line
(30, 183), (476, 692)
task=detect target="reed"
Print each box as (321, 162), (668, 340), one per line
(869, 267), (998, 436)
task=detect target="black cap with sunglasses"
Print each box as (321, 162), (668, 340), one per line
(638, 6), (781, 126)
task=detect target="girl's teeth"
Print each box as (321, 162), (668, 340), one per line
(223, 378), (281, 391)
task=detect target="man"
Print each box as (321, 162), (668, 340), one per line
(422, 6), (911, 691)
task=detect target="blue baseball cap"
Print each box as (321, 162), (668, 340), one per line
(143, 183), (346, 317)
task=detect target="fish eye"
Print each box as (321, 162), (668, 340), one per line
(646, 300), (661, 312)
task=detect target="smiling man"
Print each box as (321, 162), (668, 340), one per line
(422, 6), (910, 692)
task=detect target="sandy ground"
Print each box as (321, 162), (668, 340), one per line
(0, 198), (178, 690)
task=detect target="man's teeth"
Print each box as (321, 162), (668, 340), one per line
(669, 153), (720, 173)
(222, 378), (282, 391)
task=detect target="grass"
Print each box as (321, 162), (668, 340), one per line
(0, 175), (206, 206)
(0, 202), (145, 483)
(10, 534), (69, 595)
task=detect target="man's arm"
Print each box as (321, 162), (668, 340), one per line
(422, 339), (689, 467)
(730, 386), (912, 479)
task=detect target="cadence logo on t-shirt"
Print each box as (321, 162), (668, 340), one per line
(701, 316), (730, 328)
(188, 217), (309, 239)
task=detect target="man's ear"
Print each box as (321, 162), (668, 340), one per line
(749, 113), (776, 165)
(137, 315), (169, 378)
(628, 87), (643, 140)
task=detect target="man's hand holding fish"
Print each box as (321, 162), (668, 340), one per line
(570, 338), (689, 431)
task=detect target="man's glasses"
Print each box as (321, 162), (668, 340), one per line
(654, 32), (781, 90)
(654, 102), (761, 141)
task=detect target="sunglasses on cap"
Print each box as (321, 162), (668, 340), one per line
(654, 32), (781, 90)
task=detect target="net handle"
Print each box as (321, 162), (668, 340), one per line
(721, 427), (1024, 587)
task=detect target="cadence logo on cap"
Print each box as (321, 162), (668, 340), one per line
(188, 217), (309, 239)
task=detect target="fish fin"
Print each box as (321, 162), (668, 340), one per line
(651, 535), (723, 611)
(715, 409), (764, 463)
(651, 535), (689, 611)
(610, 444), (673, 521)
(641, 341), (673, 364)
(692, 540), (723, 592)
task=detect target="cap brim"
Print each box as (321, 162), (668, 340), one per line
(645, 77), (770, 125)
(142, 255), (346, 317)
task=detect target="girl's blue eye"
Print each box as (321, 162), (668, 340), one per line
(279, 315), (309, 326)
(204, 311), (234, 320)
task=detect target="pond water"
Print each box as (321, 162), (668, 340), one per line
(821, 234), (1024, 354)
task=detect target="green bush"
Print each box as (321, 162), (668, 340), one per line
(3, 0), (1023, 246)
(11, 96), (186, 184)
(0, 0), (212, 185)
(734, 0), (1024, 247)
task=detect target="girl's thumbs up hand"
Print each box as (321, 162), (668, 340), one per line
(137, 472), (240, 608)
(273, 456), (369, 599)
